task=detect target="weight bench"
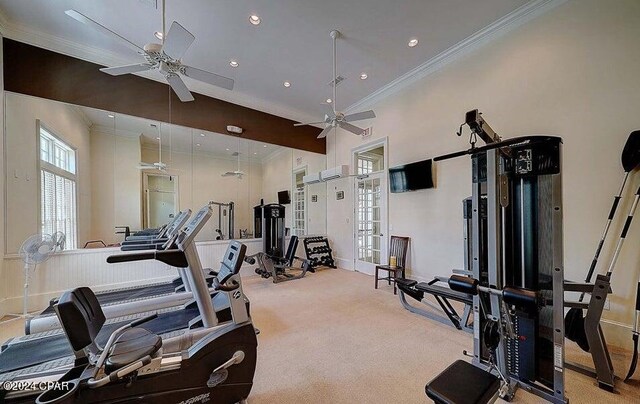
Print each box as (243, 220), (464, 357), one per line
(426, 360), (500, 404)
(396, 276), (473, 331)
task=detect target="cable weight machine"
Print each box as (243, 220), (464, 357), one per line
(425, 111), (567, 404)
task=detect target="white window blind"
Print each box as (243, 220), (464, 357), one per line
(40, 126), (78, 249)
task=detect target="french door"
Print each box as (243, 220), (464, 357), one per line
(354, 171), (387, 274)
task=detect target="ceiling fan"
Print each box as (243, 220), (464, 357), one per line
(65, 0), (234, 102)
(294, 30), (376, 138)
(137, 124), (174, 172)
(222, 151), (245, 179)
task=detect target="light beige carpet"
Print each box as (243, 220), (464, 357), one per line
(2, 268), (639, 403)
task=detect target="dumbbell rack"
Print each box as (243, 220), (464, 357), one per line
(303, 237), (336, 272)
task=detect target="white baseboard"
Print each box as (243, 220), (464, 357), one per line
(335, 257), (354, 271)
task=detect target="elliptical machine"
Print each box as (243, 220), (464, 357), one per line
(1, 207), (258, 404)
(250, 204), (310, 283)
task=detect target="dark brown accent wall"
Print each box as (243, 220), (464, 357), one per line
(3, 38), (325, 154)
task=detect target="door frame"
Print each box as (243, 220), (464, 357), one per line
(351, 137), (389, 275)
(291, 165), (308, 236)
(142, 172), (179, 229)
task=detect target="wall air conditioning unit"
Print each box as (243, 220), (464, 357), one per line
(303, 172), (322, 184)
(320, 165), (350, 181)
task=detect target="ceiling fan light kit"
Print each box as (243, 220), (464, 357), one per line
(294, 29), (376, 139)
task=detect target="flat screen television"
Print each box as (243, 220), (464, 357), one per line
(389, 159), (434, 193)
(277, 190), (291, 204)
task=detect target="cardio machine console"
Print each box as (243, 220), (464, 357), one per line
(177, 205), (212, 248)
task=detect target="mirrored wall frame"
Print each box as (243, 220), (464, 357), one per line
(3, 92), (327, 253)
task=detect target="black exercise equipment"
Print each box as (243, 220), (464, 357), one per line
(426, 360), (500, 404)
(303, 236), (336, 271)
(429, 111), (567, 403)
(252, 236), (310, 283)
(396, 278), (473, 331)
(427, 276), (543, 404)
(626, 281), (640, 381)
(564, 130), (640, 391)
(1, 207), (258, 403)
(396, 198), (479, 331)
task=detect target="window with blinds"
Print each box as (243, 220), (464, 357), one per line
(39, 126), (78, 249)
(292, 169), (306, 236)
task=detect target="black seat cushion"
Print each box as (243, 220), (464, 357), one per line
(426, 360), (500, 404)
(395, 278), (417, 288)
(105, 327), (162, 373)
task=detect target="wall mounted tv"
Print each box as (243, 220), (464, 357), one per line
(278, 190), (291, 204)
(388, 159), (434, 193)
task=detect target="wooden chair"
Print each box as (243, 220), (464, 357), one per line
(375, 236), (410, 294)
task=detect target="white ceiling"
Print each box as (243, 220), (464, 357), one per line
(0, 0), (531, 122)
(79, 105), (286, 161)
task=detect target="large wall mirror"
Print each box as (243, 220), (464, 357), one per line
(4, 92), (327, 253)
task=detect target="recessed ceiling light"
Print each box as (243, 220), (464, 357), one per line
(107, 114), (115, 118)
(226, 148), (230, 151)
(249, 15), (261, 25)
(196, 143), (201, 147)
(254, 152), (258, 155)
(283, 81), (291, 88)
(154, 31), (164, 40)
(360, 73), (368, 80)
(326, 98), (332, 103)
(156, 137), (160, 140)
(229, 60), (239, 68)
(408, 38), (419, 47)
(200, 133), (205, 137)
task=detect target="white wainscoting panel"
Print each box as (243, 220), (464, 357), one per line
(1, 238), (263, 315)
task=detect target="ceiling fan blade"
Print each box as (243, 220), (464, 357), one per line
(317, 125), (333, 139)
(339, 122), (366, 136)
(166, 74), (195, 102)
(162, 21), (195, 60)
(294, 121), (328, 127)
(100, 63), (153, 76)
(182, 66), (234, 90)
(65, 10), (144, 54)
(344, 110), (376, 122)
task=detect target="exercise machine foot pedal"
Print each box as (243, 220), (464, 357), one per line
(426, 360), (500, 404)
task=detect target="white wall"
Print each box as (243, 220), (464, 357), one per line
(141, 146), (264, 240)
(89, 130), (142, 245)
(261, 148), (294, 227)
(261, 148), (327, 235)
(4, 93), (92, 253)
(326, 0), (640, 347)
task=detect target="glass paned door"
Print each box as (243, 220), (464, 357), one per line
(355, 173), (387, 274)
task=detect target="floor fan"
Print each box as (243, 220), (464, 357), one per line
(3, 234), (57, 323)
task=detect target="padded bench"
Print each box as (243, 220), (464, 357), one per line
(426, 360), (500, 404)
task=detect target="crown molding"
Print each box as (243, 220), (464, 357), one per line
(262, 146), (292, 164)
(346, 0), (568, 113)
(0, 13), (319, 125)
(0, 1), (566, 126)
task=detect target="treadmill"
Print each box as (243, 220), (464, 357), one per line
(25, 209), (210, 334)
(0, 205), (250, 382)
